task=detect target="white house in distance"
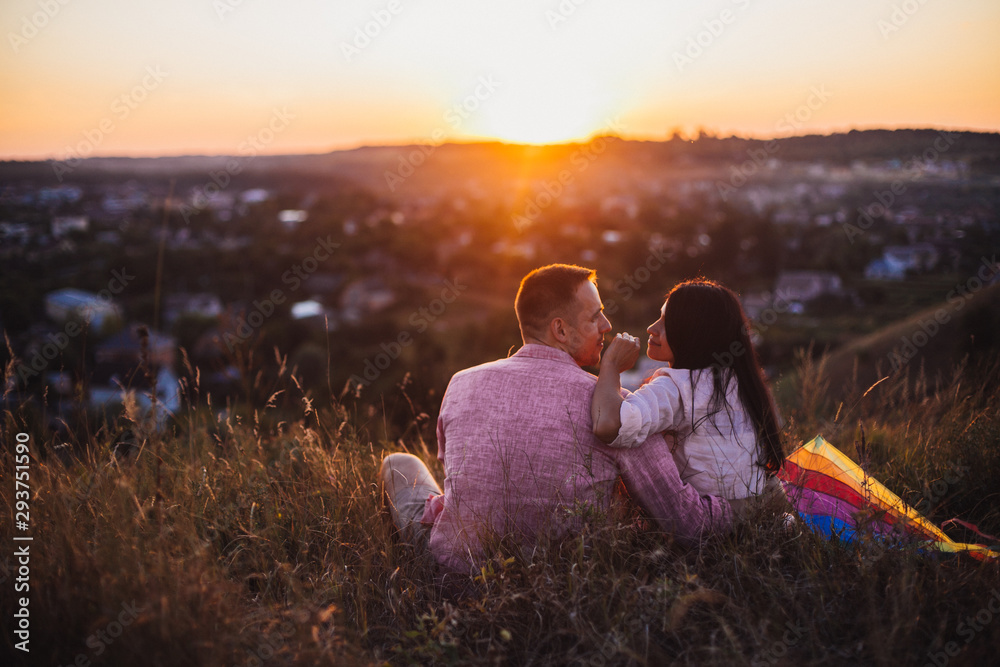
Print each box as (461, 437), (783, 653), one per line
(773, 271), (843, 308)
(278, 209), (308, 230)
(51, 215), (89, 239)
(44, 288), (122, 335)
(240, 188), (270, 204)
(865, 243), (940, 280)
(90, 325), (180, 427)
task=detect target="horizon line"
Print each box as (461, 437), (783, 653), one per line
(2, 125), (998, 164)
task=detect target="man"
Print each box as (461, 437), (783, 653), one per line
(380, 264), (733, 574)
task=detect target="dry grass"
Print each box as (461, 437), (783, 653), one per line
(2, 351), (999, 666)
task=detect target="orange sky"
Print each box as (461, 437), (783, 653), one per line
(1, 0), (998, 160)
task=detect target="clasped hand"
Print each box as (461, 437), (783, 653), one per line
(601, 332), (641, 373)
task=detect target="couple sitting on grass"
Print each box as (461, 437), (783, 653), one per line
(380, 263), (785, 578)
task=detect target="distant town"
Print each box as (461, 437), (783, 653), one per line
(2, 129), (999, 434)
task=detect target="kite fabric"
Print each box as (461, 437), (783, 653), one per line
(778, 436), (999, 561)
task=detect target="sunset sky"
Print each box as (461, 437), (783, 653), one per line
(1, 0), (998, 160)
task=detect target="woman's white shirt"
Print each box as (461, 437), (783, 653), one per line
(610, 367), (766, 500)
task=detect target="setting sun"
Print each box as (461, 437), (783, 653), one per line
(472, 69), (621, 145)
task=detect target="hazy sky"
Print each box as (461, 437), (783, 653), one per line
(1, 0), (998, 159)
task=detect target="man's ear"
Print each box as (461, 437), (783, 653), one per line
(549, 316), (569, 343)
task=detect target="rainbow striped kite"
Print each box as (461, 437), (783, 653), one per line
(778, 436), (999, 561)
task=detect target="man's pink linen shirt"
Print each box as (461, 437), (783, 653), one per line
(421, 344), (732, 573)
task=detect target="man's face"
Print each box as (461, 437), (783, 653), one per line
(563, 280), (612, 367)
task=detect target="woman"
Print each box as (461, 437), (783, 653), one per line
(591, 279), (785, 509)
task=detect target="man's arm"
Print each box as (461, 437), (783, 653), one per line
(614, 434), (733, 546)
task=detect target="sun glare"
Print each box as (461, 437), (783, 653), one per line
(473, 72), (616, 145)
(449, 27), (628, 146)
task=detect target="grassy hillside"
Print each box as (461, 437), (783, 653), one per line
(3, 336), (999, 665)
(807, 280), (1000, 412)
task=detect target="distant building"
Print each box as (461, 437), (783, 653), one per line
(774, 271), (843, 305)
(291, 300), (324, 320)
(51, 215), (89, 238)
(44, 289), (122, 335)
(0, 222), (34, 244)
(90, 325), (179, 425)
(163, 293), (223, 326)
(884, 244), (940, 272)
(278, 209), (308, 230)
(101, 187), (147, 214)
(95, 325), (176, 370)
(864, 257), (907, 281)
(240, 188), (270, 204)
(88, 365), (180, 426)
(864, 243), (940, 280)
(291, 300), (338, 331)
(37, 185), (82, 206)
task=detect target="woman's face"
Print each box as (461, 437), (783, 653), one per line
(646, 302), (674, 365)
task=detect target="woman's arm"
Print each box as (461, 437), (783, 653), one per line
(592, 334), (640, 443)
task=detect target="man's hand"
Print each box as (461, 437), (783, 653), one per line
(601, 333), (641, 373)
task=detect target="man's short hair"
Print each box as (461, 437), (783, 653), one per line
(515, 264), (597, 336)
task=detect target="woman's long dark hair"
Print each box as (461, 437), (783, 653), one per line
(662, 280), (784, 475)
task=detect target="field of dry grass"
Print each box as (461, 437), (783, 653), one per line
(3, 348), (999, 666)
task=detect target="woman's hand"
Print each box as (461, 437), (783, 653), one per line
(601, 333), (641, 374)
